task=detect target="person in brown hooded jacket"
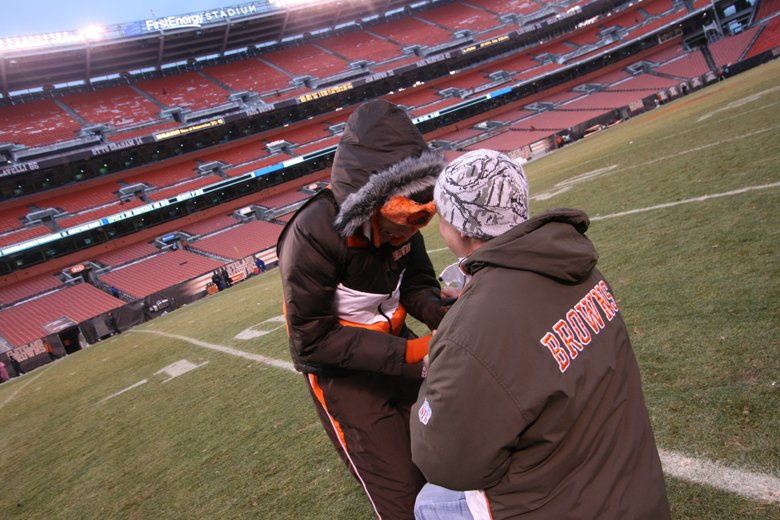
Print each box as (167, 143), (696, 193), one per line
(277, 100), (455, 519)
(411, 150), (670, 520)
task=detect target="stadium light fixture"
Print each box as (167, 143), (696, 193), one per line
(269, 0), (320, 7)
(0, 25), (104, 51)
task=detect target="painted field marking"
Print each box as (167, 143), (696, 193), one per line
(0, 363), (56, 411)
(591, 182), (780, 221)
(130, 330), (780, 502)
(155, 360), (209, 383)
(660, 450), (780, 503)
(98, 380), (147, 403)
(234, 315), (286, 340)
(130, 330), (296, 373)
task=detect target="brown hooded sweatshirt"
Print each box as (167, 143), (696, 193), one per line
(411, 208), (670, 520)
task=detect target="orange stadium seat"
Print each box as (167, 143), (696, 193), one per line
(146, 175), (223, 202)
(746, 17), (780, 58)
(0, 283), (122, 347)
(416, 2), (503, 33)
(136, 71), (232, 111)
(0, 271), (63, 306)
(262, 44), (351, 79)
(180, 213), (241, 237)
(318, 30), (405, 63)
(0, 226), (51, 249)
(62, 85), (163, 129)
(203, 58), (300, 97)
(92, 241), (161, 268)
(0, 99), (82, 148)
(187, 220), (285, 261)
(652, 50), (712, 78)
(510, 109), (612, 130)
(122, 161), (201, 189)
(710, 26), (761, 67)
(368, 17), (454, 48)
(98, 249), (224, 298)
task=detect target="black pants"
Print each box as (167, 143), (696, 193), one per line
(305, 371), (426, 520)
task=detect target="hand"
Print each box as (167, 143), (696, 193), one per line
(423, 354), (430, 371)
(441, 286), (459, 299)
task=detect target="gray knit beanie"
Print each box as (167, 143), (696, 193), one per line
(434, 149), (529, 239)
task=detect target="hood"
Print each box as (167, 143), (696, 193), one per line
(330, 99), (430, 206)
(331, 100), (446, 238)
(463, 208), (598, 284)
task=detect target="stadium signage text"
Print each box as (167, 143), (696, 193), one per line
(142, 4), (260, 32)
(10, 339), (46, 362)
(92, 137), (145, 156)
(153, 119), (225, 141)
(298, 83), (354, 103)
(0, 161), (40, 177)
(462, 35), (510, 54)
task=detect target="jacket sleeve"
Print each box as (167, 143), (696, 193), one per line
(410, 337), (525, 490)
(279, 202), (408, 375)
(399, 232), (449, 331)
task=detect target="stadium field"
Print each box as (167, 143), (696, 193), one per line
(0, 59), (778, 519)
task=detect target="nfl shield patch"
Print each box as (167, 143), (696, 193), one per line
(419, 398), (432, 425)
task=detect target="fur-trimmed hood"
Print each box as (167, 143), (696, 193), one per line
(330, 100), (446, 237)
(334, 151), (446, 237)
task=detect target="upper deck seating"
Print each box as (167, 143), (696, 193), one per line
(56, 199), (146, 230)
(225, 155), (293, 177)
(371, 56), (423, 73)
(262, 45), (350, 79)
(605, 74), (683, 90)
(252, 188), (310, 209)
(292, 136), (340, 156)
(180, 213), (241, 237)
(106, 122), (181, 143)
(746, 17), (780, 57)
(62, 85), (161, 129)
(318, 31), (404, 63)
(146, 175), (222, 202)
(599, 9), (646, 29)
(440, 71), (495, 91)
(99, 250), (224, 298)
(196, 142), (269, 166)
(416, 3), (503, 33)
(37, 182), (121, 213)
(483, 53), (537, 74)
(652, 50), (711, 78)
(188, 220), (284, 260)
(204, 58), (298, 96)
(755, 0), (780, 20)
(266, 123), (332, 145)
(391, 88), (444, 109)
(642, 44), (687, 64)
(465, 0), (545, 16)
(136, 72), (231, 111)
(0, 99), (82, 148)
(532, 42), (577, 57)
(625, 10), (686, 39)
(0, 283), (122, 347)
(409, 98), (465, 116)
(557, 90), (655, 109)
(565, 28), (603, 46)
(368, 17), (454, 47)
(569, 42), (624, 63)
(0, 271), (63, 306)
(710, 26), (761, 66)
(533, 90), (586, 104)
(122, 160), (201, 189)
(0, 205), (31, 233)
(431, 127), (486, 143)
(483, 108), (537, 123)
(587, 69), (633, 86)
(92, 241), (160, 268)
(0, 226), (51, 249)
(640, 0), (675, 16)
(514, 63), (563, 81)
(465, 130), (556, 152)
(510, 109), (611, 130)
(692, 0), (711, 9)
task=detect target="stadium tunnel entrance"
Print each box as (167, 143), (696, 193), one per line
(57, 327), (83, 355)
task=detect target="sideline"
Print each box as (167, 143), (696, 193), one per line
(132, 329), (780, 503)
(591, 182), (780, 221)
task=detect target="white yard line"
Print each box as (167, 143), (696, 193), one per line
(98, 380), (147, 403)
(591, 182), (780, 221)
(131, 330), (780, 503)
(130, 330), (296, 373)
(659, 450), (780, 503)
(0, 363), (56, 411)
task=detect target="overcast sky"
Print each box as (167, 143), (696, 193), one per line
(2, 0), (234, 39)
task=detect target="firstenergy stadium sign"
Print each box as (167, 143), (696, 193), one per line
(134, 2), (262, 33)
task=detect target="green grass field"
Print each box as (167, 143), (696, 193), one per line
(1, 59), (779, 519)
